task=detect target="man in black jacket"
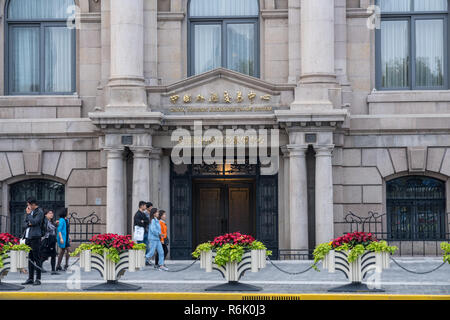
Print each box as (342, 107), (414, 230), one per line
(22, 197), (44, 286)
(134, 201), (150, 244)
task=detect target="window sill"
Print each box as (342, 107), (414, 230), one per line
(367, 90), (450, 103)
(0, 95), (82, 107)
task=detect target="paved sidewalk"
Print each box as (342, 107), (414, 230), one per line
(1, 258), (449, 295)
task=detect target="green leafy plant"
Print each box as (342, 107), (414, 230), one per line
(214, 244), (245, 267)
(192, 233), (271, 267)
(312, 232), (398, 271)
(441, 242), (450, 264)
(71, 234), (145, 264)
(192, 242), (213, 259)
(132, 243), (147, 251)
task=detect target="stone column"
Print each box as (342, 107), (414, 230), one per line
(106, 148), (126, 235)
(131, 147), (151, 211)
(287, 145), (309, 250)
(281, 147), (291, 249)
(149, 148), (162, 207)
(300, 0), (335, 83)
(288, 0), (301, 84)
(314, 145), (335, 244)
(107, 0), (147, 111)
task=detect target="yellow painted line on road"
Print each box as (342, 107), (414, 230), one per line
(0, 292), (449, 300)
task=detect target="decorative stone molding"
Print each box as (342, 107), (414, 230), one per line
(157, 12), (185, 21)
(261, 9), (288, 19)
(23, 152), (42, 175)
(408, 147), (427, 173)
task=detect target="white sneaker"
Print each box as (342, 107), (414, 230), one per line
(159, 266), (169, 271)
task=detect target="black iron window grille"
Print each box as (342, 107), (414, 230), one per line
(387, 176), (446, 241)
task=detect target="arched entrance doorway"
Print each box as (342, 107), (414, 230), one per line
(9, 179), (65, 237)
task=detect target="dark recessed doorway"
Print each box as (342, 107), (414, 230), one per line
(193, 179), (255, 249)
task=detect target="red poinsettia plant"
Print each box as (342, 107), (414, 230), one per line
(331, 231), (378, 249)
(71, 233), (146, 263)
(192, 232), (271, 267)
(0, 233), (31, 268)
(210, 232), (256, 249)
(0, 233), (20, 247)
(90, 233), (136, 251)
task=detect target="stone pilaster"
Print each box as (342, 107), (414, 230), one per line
(288, 0), (301, 84)
(300, 0), (335, 83)
(131, 147), (151, 211)
(281, 146), (291, 249)
(314, 145), (335, 244)
(149, 148), (162, 208)
(287, 144), (309, 250)
(292, 0), (338, 110)
(107, 0), (147, 111)
(105, 147), (126, 235)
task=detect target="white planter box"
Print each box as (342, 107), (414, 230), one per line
(0, 250), (28, 276)
(322, 250), (390, 283)
(200, 249), (268, 282)
(79, 249), (146, 281)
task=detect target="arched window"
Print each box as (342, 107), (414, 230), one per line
(387, 176), (446, 240)
(5, 0), (76, 94)
(188, 0), (259, 77)
(9, 179), (65, 237)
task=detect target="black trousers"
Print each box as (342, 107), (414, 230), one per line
(155, 243), (169, 266)
(26, 238), (42, 280)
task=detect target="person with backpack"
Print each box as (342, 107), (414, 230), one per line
(40, 209), (58, 275)
(56, 208), (71, 271)
(21, 197), (45, 286)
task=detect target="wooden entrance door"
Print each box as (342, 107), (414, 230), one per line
(193, 180), (254, 248)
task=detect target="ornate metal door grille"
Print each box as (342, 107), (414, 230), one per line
(170, 160), (278, 260)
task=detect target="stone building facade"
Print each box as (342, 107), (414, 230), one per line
(0, 0), (449, 259)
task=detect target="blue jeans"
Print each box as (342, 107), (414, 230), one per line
(146, 240), (164, 266)
(140, 232), (149, 255)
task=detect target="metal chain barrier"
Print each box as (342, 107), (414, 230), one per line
(389, 256), (447, 274)
(266, 257), (315, 275)
(165, 258), (199, 273)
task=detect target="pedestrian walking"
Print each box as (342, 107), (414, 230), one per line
(56, 208), (71, 271)
(133, 201), (150, 244)
(40, 209), (58, 275)
(145, 208), (168, 271)
(144, 202), (153, 262)
(21, 197), (44, 286)
(155, 210), (169, 268)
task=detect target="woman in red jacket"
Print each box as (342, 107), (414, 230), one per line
(155, 210), (169, 267)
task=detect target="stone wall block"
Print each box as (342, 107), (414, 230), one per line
(389, 148), (408, 173)
(0, 153), (12, 181)
(67, 188), (87, 206)
(6, 153), (25, 176)
(55, 152), (87, 181)
(42, 152), (61, 177)
(440, 149), (450, 177)
(363, 185), (382, 204)
(427, 148), (446, 173)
